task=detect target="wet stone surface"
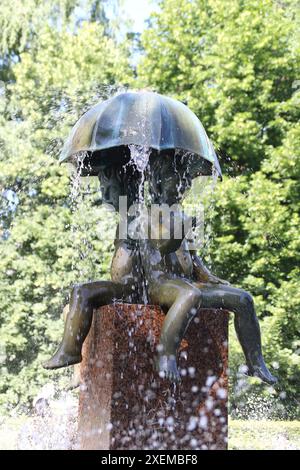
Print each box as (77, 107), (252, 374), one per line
(77, 304), (228, 450)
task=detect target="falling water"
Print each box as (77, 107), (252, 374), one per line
(127, 144), (151, 305)
(129, 144), (150, 176)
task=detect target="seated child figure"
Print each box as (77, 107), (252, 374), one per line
(145, 155), (277, 384)
(44, 151), (277, 385)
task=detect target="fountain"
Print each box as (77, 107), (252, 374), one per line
(43, 91), (276, 450)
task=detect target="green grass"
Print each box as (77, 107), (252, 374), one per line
(229, 419), (300, 450)
(1, 415), (300, 450)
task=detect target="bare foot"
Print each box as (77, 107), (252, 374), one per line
(155, 354), (181, 382)
(43, 347), (82, 370)
(246, 361), (278, 385)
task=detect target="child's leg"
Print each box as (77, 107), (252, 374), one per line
(198, 283), (277, 385)
(149, 279), (202, 380)
(43, 280), (130, 369)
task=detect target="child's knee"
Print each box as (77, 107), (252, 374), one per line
(183, 286), (202, 310)
(239, 291), (254, 310)
(71, 284), (82, 298)
(71, 283), (90, 302)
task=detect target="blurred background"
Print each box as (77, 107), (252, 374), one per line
(0, 0), (299, 449)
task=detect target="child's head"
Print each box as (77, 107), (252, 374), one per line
(98, 161), (142, 211)
(149, 151), (208, 206)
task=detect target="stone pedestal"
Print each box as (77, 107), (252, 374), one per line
(77, 304), (228, 450)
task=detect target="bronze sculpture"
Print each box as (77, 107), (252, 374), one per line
(44, 91), (277, 385)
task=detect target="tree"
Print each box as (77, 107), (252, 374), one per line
(210, 124), (300, 417)
(138, 0), (298, 172)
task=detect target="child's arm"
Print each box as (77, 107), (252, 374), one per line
(190, 251), (230, 285)
(150, 210), (188, 255)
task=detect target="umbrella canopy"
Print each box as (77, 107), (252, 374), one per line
(60, 91), (222, 177)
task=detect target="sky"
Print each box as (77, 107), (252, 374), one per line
(122, 0), (158, 32)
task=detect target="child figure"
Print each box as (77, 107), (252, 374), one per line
(145, 153), (277, 384)
(44, 150), (277, 385)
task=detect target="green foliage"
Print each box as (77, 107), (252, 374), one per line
(211, 124), (300, 416)
(139, 0), (299, 172)
(0, 0), (77, 83)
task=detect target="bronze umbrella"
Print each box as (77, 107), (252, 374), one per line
(60, 91), (222, 177)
